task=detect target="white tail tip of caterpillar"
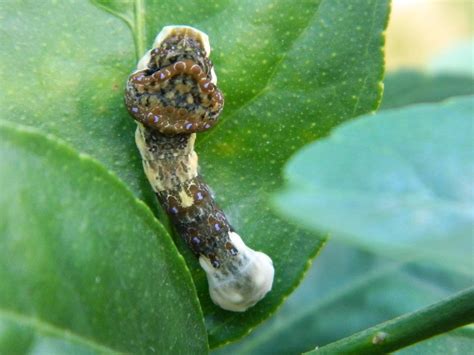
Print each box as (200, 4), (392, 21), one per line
(199, 232), (274, 312)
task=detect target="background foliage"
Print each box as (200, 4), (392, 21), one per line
(217, 81), (474, 355)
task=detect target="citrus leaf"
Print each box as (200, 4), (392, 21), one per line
(0, 121), (207, 354)
(0, 0), (390, 346)
(274, 96), (474, 275)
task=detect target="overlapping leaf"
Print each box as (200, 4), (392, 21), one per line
(381, 70), (474, 110)
(275, 96), (474, 275)
(0, 122), (207, 353)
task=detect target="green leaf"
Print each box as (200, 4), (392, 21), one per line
(0, 0), (390, 346)
(213, 243), (473, 355)
(381, 70), (474, 110)
(0, 121), (207, 354)
(0, 0), (156, 204)
(274, 96), (474, 275)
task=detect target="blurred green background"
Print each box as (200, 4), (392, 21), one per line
(215, 1), (474, 354)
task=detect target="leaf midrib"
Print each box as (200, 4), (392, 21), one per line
(133, 0), (146, 59)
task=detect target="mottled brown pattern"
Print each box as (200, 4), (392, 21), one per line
(157, 176), (238, 268)
(125, 33), (224, 134)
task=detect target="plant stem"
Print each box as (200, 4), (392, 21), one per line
(308, 286), (474, 354)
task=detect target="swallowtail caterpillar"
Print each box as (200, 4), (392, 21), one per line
(125, 26), (274, 312)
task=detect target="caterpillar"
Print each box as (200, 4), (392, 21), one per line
(125, 26), (274, 312)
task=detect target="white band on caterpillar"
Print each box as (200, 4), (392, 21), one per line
(199, 232), (274, 312)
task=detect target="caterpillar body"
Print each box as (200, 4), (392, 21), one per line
(125, 26), (274, 312)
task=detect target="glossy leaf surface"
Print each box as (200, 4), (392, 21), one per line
(0, 122), (207, 354)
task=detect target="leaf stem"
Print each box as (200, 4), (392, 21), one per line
(309, 286), (474, 354)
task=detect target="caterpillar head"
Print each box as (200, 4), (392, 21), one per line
(125, 26), (224, 134)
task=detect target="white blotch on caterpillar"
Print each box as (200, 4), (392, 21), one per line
(199, 232), (274, 312)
